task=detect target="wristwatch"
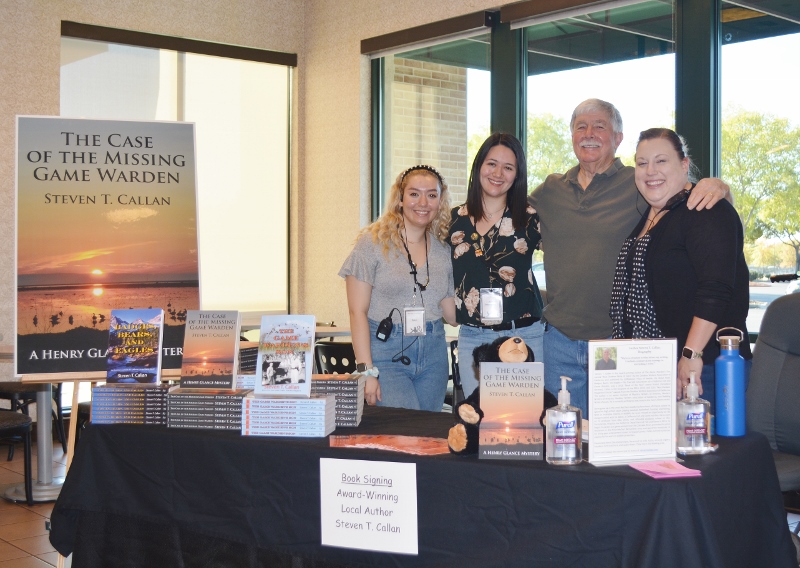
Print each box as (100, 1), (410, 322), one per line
(355, 363), (380, 378)
(682, 346), (703, 360)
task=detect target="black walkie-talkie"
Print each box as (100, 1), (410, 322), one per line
(376, 315), (393, 342)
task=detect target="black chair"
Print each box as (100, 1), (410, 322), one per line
(313, 341), (356, 375)
(0, 410), (34, 505)
(0, 382), (67, 457)
(746, 293), (800, 533)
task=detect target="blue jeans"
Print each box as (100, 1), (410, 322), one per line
(368, 318), (448, 412)
(543, 323), (590, 418)
(457, 321), (544, 398)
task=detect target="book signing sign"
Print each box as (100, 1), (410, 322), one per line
(320, 458), (419, 555)
(15, 116), (200, 375)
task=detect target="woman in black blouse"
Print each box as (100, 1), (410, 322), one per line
(610, 128), (751, 413)
(449, 133), (544, 397)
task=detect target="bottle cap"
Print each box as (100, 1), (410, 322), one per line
(686, 371), (699, 400)
(558, 376), (571, 406)
(716, 327), (744, 349)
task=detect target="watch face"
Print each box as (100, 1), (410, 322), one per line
(682, 347), (700, 359)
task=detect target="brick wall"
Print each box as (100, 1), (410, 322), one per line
(387, 57), (468, 206)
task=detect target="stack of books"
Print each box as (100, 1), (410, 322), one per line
(167, 388), (251, 430)
(241, 394), (336, 437)
(311, 374), (365, 427)
(91, 384), (170, 425)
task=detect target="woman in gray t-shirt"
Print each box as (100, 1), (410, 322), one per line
(339, 165), (456, 411)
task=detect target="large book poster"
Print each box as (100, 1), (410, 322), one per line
(15, 117), (199, 375)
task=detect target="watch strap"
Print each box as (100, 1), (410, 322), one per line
(682, 346), (703, 360)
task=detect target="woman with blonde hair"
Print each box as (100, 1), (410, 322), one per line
(340, 165), (456, 411)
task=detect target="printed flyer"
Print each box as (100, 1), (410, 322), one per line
(15, 116), (199, 374)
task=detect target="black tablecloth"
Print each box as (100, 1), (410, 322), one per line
(49, 406), (795, 567)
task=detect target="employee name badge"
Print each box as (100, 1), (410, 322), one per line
(403, 306), (426, 336)
(480, 288), (503, 324)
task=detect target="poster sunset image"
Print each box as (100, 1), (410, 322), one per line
(16, 117), (200, 374)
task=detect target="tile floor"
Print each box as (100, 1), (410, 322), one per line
(0, 439), (65, 568)
(0, 436), (798, 567)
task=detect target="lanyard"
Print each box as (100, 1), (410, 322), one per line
(401, 229), (429, 305)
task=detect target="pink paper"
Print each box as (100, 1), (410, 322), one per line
(630, 460), (702, 479)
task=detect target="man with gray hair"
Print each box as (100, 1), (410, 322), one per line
(529, 98), (728, 417)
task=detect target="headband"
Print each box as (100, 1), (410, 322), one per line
(400, 164), (444, 186)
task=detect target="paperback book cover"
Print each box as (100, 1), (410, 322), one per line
(180, 311), (241, 389)
(478, 361), (545, 460)
(254, 315), (315, 397)
(106, 309), (165, 384)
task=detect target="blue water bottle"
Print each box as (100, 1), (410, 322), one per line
(715, 327), (745, 437)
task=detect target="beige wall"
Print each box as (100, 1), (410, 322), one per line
(301, 0), (498, 327)
(0, 0), (499, 356)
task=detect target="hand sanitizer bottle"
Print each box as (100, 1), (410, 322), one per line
(546, 376), (582, 465)
(677, 371), (711, 455)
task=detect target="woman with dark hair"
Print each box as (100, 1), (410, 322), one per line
(340, 165), (456, 411)
(610, 128), (751, 413)
(449, 133), (544, 396)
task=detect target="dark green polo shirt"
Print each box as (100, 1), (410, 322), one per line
(529, 158), (643, 340)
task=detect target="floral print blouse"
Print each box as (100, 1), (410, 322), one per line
(449, 204), (543, 326)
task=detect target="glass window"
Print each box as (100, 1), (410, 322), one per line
(720, 1), (800, 335)
(522, 0), (675, 281)
(61, 37), (290, 315)
(377, 34), (491, 211)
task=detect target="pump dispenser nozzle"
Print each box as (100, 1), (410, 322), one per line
(686, 371), (699, 400)
(558, 376), (572, 406)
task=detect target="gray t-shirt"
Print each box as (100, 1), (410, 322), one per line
(529, 158), (642, 340)
(339, 233), (454, 324)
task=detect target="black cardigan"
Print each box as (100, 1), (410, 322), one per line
(628, 195), (752, 364)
